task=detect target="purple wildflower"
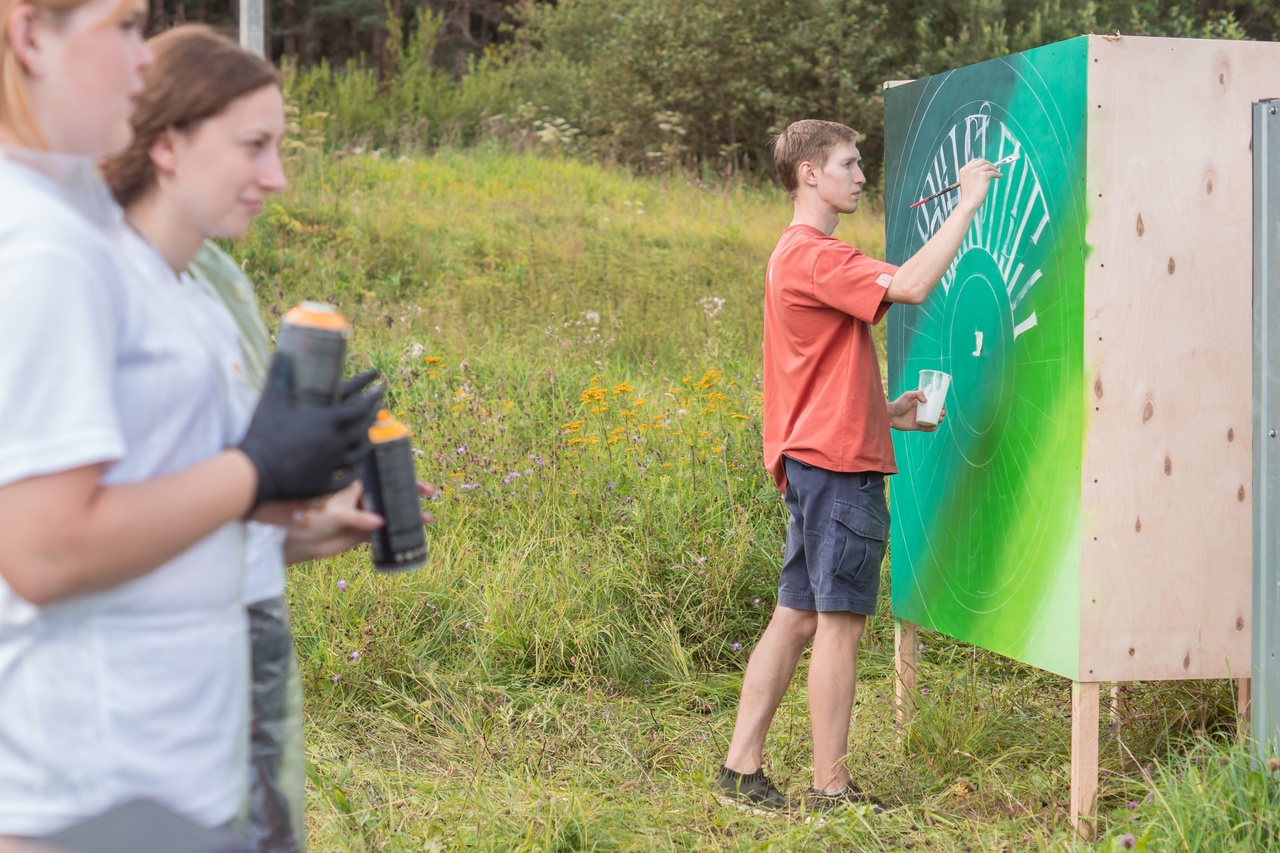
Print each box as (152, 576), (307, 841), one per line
(337, 580), (347, 592)
(350, 651), (360, 661)
(1120, 835), (1135, 849)
(732, 642), (742, 651)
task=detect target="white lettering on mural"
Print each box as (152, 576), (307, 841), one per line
(913, 111), (1048, 333)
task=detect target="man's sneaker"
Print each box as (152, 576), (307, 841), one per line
(715, 765), (789, 814)
(806, 784), (886, 814)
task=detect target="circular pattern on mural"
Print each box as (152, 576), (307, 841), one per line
(885, 52), (1085, 636)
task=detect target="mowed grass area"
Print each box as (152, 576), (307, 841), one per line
(234, 145), (1277, 851)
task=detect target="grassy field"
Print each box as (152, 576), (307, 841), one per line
(235, 143), (1278, 851)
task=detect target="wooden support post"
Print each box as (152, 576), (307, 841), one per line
(895, 619), (917, 726)
(1071, 681), (1100, 841)
(1108, 682), (1127, 727)
(1237, 677), (1252, 744)
(1108, 682), (1128, 767)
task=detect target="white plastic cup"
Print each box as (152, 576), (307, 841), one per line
(915, 369), (951, 427)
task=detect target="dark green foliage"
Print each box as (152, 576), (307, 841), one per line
(277, 0), (1279, 185)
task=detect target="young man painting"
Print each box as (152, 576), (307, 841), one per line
(716, 120), (1002, 811)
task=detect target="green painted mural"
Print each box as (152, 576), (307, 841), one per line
(884, 38), (1088, 679)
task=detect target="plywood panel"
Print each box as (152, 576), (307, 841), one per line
(1079, 36), (1276, 681)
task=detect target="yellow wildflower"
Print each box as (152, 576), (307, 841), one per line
(692, 369), (722, 389)
(580, 376), (606, 405)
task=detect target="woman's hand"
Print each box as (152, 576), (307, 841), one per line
(282, 479), (440, 565)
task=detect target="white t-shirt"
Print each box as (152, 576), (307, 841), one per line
(185, 242), (288, 605)
(0, 151), (249, 835)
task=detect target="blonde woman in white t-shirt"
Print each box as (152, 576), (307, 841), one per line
(0, 0), (383, 838)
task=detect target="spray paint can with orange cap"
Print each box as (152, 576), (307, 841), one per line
(275, 301), (349, 405)
(361, 410), (428, 572)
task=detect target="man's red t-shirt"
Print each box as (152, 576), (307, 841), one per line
(763, 224), (899, 491)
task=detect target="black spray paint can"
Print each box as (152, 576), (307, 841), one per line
(275, 302), (349, 405)
(362, 410), (428, 572)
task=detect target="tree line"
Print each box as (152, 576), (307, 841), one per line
(155, 0), (1280, 180)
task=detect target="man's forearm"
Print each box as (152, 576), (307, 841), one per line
(885, 202), (979, 304)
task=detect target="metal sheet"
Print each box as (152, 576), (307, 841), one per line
(1253, 97), (1280, 759)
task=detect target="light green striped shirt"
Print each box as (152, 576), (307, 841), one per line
(187, 240), (270, 392)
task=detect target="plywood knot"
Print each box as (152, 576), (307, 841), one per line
(1135, 214), (1145, 237)
(1205, 177), (1214, 195)
(1164, 456), (1172, 476)
(1238, 485), (1246, 502)
(1228, 427), (1235, 442)
(1142, 401), (1153, 423)
(1128, 647), (1136, 656)
(1167, 257), (1176, 275)
(1094, 376), (1104, 399)
(1183, 652), (1191, 670)
(1213, 56), (1232, 95)
(1237, 617), (1245, 631)
(1134, 517), (1142, 533)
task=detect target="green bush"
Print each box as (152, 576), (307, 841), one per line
(281, 0), (1276, 184)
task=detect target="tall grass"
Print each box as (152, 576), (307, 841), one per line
(235, 145), (1275, 850)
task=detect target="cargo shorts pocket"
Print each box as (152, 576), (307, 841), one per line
(826, 497), (889, 586)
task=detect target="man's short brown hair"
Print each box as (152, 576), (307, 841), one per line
(770, 120), (859, 197)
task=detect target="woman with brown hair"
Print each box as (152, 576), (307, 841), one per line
(0, 0), (382, 839)
(101, 26), (434, 852)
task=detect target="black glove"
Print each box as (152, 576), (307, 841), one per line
(239, 356), (384, 506)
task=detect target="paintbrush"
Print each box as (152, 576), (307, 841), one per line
(907, 151), (1020, 210)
